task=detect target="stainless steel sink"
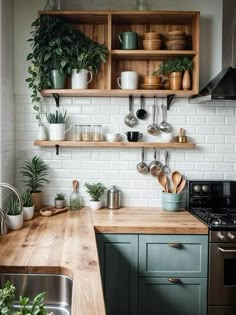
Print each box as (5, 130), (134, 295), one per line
(0, 273), (73, 315)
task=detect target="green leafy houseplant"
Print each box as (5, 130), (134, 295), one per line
(0, 280), (48, 315)
(55, 192), (65, 200)
(20, 156), (50, 193)
(46, 110), (67, 124)
(6, 197), (21, 216)
(153, 57), (193, 76)
(21, 190), (34, 207)
(84, 182), (106, 201)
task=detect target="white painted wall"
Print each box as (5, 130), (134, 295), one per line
(0, 0), (14, 186)
(13, 0), (236, 207)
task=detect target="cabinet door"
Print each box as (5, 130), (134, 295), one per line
(138, 277), (207, 315)
(96, 234), (138, 315)
(139, 235), (208, 277)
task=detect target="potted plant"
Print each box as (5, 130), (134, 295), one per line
(68, 30), (108, 89)
(6, 197), (23, 230)
(153, 57), (193, 90)
(84, 182), (106, 210)
(26, 15), (73, 120)
(46, 109), (71, 140)
(55, 192), (65, 209)
(21, 190), (34, 220)
(20, 156), (50, 212)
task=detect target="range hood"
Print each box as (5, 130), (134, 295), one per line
(190, 1), (236, 104)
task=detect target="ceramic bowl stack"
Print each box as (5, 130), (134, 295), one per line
(143, 32), (162, 50)
(166, 30), (187, 50)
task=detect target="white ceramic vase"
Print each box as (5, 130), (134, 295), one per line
(89, 200), (102, 210)
(23, 205), (35, 220)
(6, 213), (23, 230)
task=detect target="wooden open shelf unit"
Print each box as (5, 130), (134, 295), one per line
(34, 141), (196, 148)
(39, 10), (200, 98)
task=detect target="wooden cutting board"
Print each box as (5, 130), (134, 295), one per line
(39, 206), (68, 217)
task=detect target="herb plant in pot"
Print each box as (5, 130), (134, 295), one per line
(46, 109), (70, 140)
(84, 182), (106, 210)
(68, 30), (108, 89)
(153, 57), (193, 91)
(6, 197), (23, 230)
(21, 190), (34, 220)
(55, 192), (65, 209)
(20, 156), (50, 212)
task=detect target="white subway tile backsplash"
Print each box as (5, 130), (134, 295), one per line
(215, 144), (234, 153)
(206, 135), (224, 144)
(215, 126), (234, 135)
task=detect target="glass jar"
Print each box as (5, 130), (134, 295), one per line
(93, 125), (102, 141)
(70, 180), (81, 210)
(74, 125), (83, 141)
(82, 125), (92, 141)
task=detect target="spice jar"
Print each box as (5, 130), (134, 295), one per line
(70, 180), (81, 210)
(93, 125), (102, 141)
(82, 125), (92, 141)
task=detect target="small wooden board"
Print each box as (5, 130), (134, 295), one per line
(40, 206), (68, 217)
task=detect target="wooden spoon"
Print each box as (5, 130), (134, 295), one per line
(158, 172), (168, 192)
(171, 171), (182, 193)
(176, 178), (186, 193)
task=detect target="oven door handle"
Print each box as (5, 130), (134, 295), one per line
(218, 246), (236, 253)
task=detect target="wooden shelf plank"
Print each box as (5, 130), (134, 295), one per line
(34, 141), (196, 148)
(111, 50), (197, 60)
(41, 89), (196, 97)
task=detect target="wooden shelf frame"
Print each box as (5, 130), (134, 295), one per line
(34, 140), (196, 148)
(39, 10), (200, 98)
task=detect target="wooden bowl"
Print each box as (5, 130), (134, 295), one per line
(144, 32), (161, 40)
(167, 39), (187, 45)
(143, 39), (162, 50)
(166, 43), (186, 50)
(143, 75), (162, 85)
(167, 34), (186, 40)
(167, 30), (185, 36)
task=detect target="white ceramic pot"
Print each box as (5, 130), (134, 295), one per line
(23, 205), (35, 220)
(6, 214), (23, 230)
(71, 69), (93, 89)
(55, 199), (65, 209)
(89, 200), (102, 210)
(49, 124), (71, 141)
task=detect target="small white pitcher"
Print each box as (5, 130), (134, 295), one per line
(49, 124), (71, 141)
(71, 69), (93, 89)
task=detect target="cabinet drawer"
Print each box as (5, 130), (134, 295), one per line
(138, 277), (207, 315)
(139, 235), (208, 277)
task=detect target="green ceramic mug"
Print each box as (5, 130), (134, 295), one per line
(118, 32), (138, 50)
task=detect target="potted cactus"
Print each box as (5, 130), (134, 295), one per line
(54, 192), (65, 209)
(6, 197), (23, 230)
(84, 182), (106, 210)
(21, 190), (34, 220)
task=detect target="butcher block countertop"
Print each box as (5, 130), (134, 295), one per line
(0, 207), (208, 315)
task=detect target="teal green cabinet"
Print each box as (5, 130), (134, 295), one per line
(96, 234), (138, 315)
(138, 277), (207, 315)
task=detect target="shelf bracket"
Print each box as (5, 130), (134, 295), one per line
(167, 94), (175, 110)
(55, 144), (60, 155)
(53, 93), (60, 107)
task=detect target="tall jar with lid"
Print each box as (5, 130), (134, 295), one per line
(93, 125), (103, 141)
(107, 185), (121, 209)
(70, 180), (81, 210)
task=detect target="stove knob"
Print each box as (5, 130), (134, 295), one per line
(217, 232), (225, 240)
(193, 184), (201, 193)
(227, 232), (235, 240)
(202, 185), (209, 193)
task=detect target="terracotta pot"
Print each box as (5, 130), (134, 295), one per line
(168, 72), (183, 90)
(31, 192), (42, 212)
(182, 70), (191, 90)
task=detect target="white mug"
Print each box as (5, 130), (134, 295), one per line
(117, 71), (139, 89)
(49, 124), (72, 141)
(71, 69), (93, 89)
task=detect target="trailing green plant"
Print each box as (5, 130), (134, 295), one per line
(6, 197), (22, 216)
(46, 110), (67, 124)
(55, 192), (65, 200)
(84, 182), (106, 201)
(21, 190), (34, 207)
(26, 15), (73, 120)
(20, 156), (50, 193)
(0, 280), (48, 315)
(153, 57), (193, 76)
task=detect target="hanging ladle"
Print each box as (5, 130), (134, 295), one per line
(159, 101), (172, 133)
(136, 147), (149, 174)
(136, 95), (147, 120)
(147, 96), (159, 136)
(124, 95), (137, 127)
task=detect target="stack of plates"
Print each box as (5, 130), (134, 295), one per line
(166, 31), (187, 50)
(143, 39), (162, 50)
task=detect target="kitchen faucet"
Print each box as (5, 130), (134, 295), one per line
(0, 183), (23, 235)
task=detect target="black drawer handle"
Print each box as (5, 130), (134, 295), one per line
(168, 243), (182, 249)
(168, 278), (182, 284)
